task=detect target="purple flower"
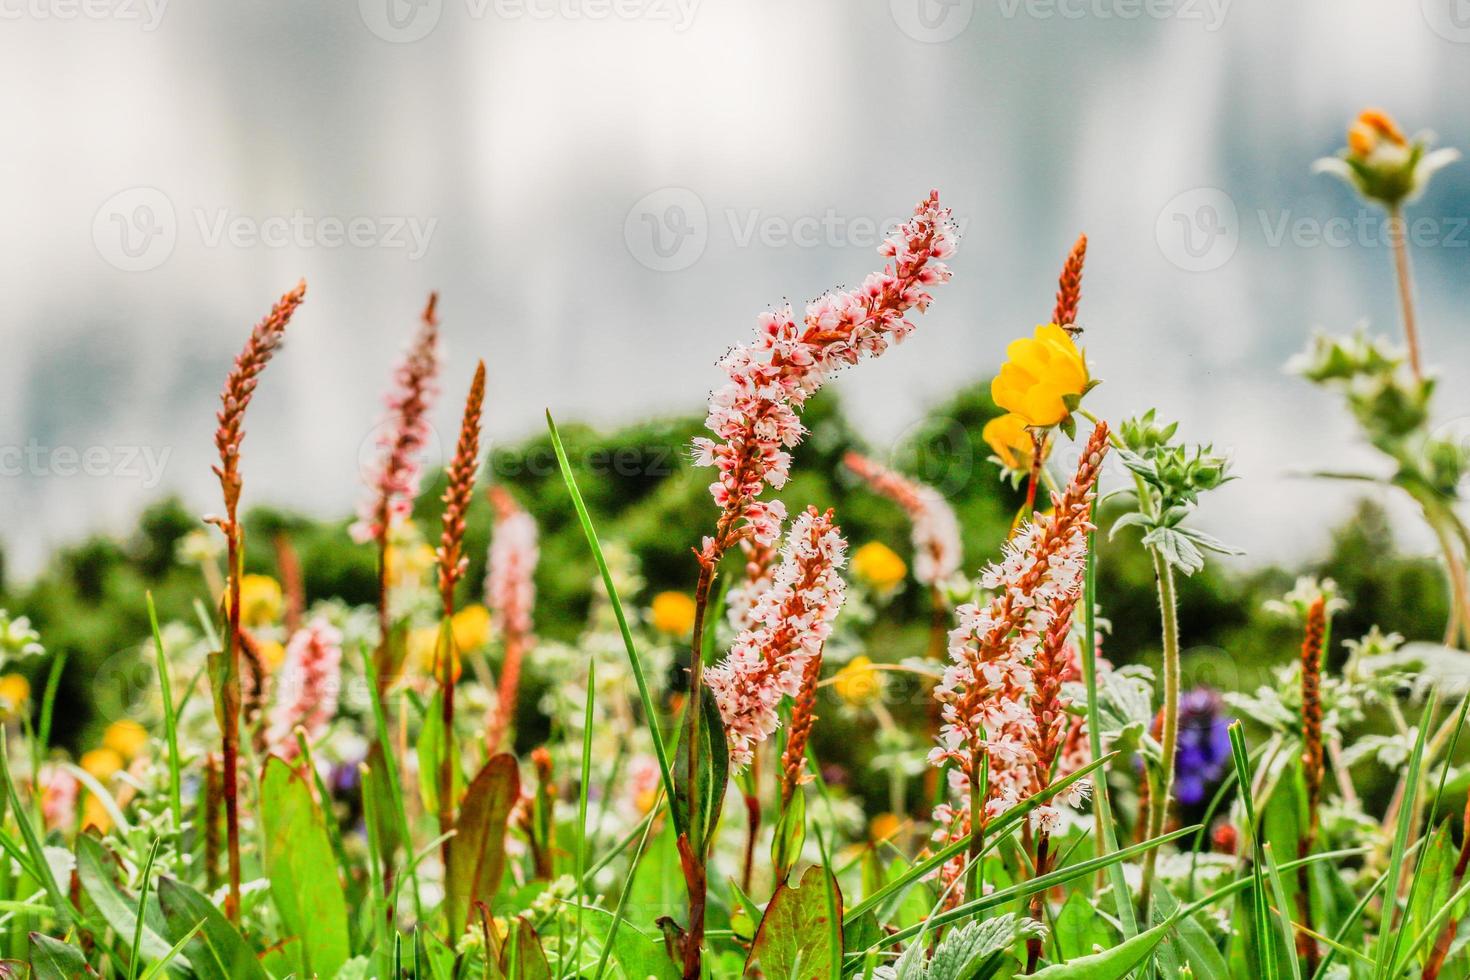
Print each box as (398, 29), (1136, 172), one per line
(1174, 687), (1231, 805)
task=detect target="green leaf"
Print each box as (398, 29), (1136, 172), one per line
(73, 835), (187, 974)
(28, 933), (94, 980)
(1154, 886), (1227, 978)
(258, 755), (351, 979)
(673, 691), (729, 856)
(749, 865), (844, 980)
(446, 754), (521, 935)
(546, 411), (679, 834)
(417, 638), (462, 816)
(1055, 891), (1112, 959)
(155, 877), (267, 980)
(928, 913), (1040, 977)
(772, 786), (807, 880)
(1376, 693), (1436, 976)
(1029, 916), (1177, 978)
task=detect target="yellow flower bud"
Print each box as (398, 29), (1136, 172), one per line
(81, 747), (124, 781)
(650, 591), (697, 637)
(223, 574), (284, 628)
(103, 720), (149, 761)
(991, 324), (1091, 428)
(851, 542), (907, 593)
(982, 413), (1035, 471)
(833, 656), (882, 707)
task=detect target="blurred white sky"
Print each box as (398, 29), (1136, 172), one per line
(1, 0), (1469, 575)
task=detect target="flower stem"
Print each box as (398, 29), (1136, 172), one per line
(1387, 204), (1424, 383)
(681, 559), (716, 979)
(223, 528), (243, 924)
(1138, 542), (1180, 916)
(1080, 513), (1138, 937)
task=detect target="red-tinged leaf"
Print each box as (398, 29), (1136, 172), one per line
(748, 865), (843, 980)
(446, 754), (521, 935)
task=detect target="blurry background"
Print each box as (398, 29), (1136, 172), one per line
(1, 0), (1469, 575)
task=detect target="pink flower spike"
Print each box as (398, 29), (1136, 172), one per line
(930, 424), (1108, 834)
(692, 192), (956, 569)
(843, 452), (962, 586)
(266, 618), (344, 757)
(705, 506), (848, 769)
(352, 294), (442, 546)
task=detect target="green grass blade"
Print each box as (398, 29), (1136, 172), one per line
(546, 411), (678, 834)
(1308, 837), (1424, 980)
(842, 751), (1116, 927)
(1389, 691), (1469, 974)
(139, 921), (204, 980)
(1376, 692), (1437, 978)
(1391, 866), (1470, 973)
(1230, 720), (1279, 980)
(0, 728), (72, 925)
(147, 593), (185, 835)
(360, 642), (423, 923)
(592, 790), (664, 980)
(1081, 513), (1138, 938)
(575, 659), (595, 979)
(128, 838), (163, 980)
(856, 824), (1200, 955)
(1263, 842), (1303, 980)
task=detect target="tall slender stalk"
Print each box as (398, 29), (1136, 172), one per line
(208, 280), (307, 922)
(1138, 540), (1180, 916)
(435, 361), (486, 872)
(1296, 596), (1327, 973)
(1387, 205), (1423, 384)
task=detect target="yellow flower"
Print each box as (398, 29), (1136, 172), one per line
(223, 574), (283, 628)
(833, 656), (882, 707)
(852, 542), (907, 593)
(982, 413), (1035, 471)
(991, 324), (1091, 427)
(870, 811), (902, 843)
(410, 625), (462, 683)
(81, 748), (124, 781)
(0, 673), (30, 714)
(386, 541), (437, 590)
(1347, 108), (1405, 158)
(452, 604), (492, 653)
(103, 720), (149, 761)
(650, 592), (697, 637)
(259, 640), (286, 672)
